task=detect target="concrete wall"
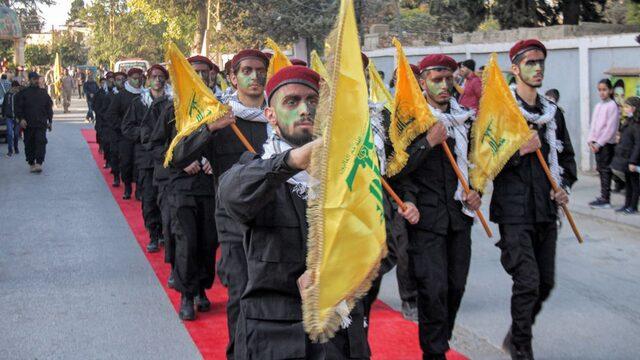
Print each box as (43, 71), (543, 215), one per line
(366, 33), (639, 171)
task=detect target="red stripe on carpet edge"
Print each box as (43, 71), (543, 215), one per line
(82, 129), (467, 360)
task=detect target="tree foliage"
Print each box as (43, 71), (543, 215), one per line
(24, 44), (51, 66)
(4, 0), (54, 34)
(66, 0), (85, 24)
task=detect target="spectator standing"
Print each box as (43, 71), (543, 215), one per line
(75, 68), (85, 99)
(61, 69), (74, 113)
(0, 73), (11, 105)
(611, 97), (640, 214)
(588, 79), (620, 209)
(457, 59), (482, 111)
(1, 80), (21, 156)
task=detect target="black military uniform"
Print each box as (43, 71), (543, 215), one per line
(170, 116), (267, 359)
(106, 84), (139, 196)
(93, 85), (110, 163)
(15, 83), (53, 166)
(491, 93), (577, 353)
(122, 93), (167, 251)
(392, 115), (474, 360)
(154, 103), (217, 319)
(219, 151), (370, 360)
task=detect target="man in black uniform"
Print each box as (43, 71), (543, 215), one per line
(15, 72), (53, 173)
(169, 49), (270, 358)
(494, 39), (576, 360)
(93, 76), (107, 155)
(107, 67), (143, 199)
(122, 64), (170, 253)
(104, 72), (127, 185)
(392, 54), (482, 360)
(153, 55), (235, 321)
(219, 65), (369, 360)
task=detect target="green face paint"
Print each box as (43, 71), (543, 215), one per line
(426, 79), (448, 99)
(238, 71), (256, 90)
(519, 61), (544, 85)
(274, 92), (305, 126)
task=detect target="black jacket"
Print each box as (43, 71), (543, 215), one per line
(105, 88), (138, 135)
(149, 103), (215, 195)
(83, 80), (99, 102)
(15, 85), (53, 128)
(124, 94), (172, 169)
(611, 119), (640, 173)
(1, 89), (17, 118)
(219, 151), (370, 359)
(490, 95), (577, 224)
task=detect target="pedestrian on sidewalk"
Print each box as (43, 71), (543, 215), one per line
(83, 72), (99, 123)
(588, 79), (620, 209)
(61, 69), (74, 113)
(1, 80), (22, 156)
(611, 96), (640, 214)
(15, 72), (53, 173)
(75, 69), (85, 99)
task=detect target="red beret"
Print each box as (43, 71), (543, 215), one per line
(105, 71), (115, 79)
(361, 52), (369, 69)
(231, 49), (269, 71)
(114, 71), (127, 78)
(147, 64), (169, 79)
(290, 58), (308, 67)
(266, 65), (320, 105)
(410, 64), (420, 77)
(509, 39), (547, 63)
(127, 67), (144, 77)
(418, 54), (458, 73)
(187, 55), (220, 73)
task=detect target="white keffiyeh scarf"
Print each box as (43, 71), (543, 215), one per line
(124, 80), (143, 95)
(510, 85), (563, 186)
(261, 133), (318, 200)
(140, 84), (174, 108)
(369, 101), (387, 176)
(427, 96), (476, 218)
(224, 91), (268, 123)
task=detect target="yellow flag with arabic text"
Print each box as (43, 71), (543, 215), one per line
(368, 60), (393, 112)
(469, 53), (531, 192)
(265, 38), (292, 81)
(163, 43), (230, 167)
(385, 38), (437, 177)
(304, 0), (386, 343)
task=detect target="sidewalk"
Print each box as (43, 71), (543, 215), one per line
(569, 171), (640, 230)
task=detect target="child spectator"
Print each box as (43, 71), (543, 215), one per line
(611, 97), (640, 214)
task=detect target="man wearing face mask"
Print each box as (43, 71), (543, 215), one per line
(169, 49), (270, 358)
(107, 68), (144, 199)
(391, 55), (482, 360)
(218, 65), (370, 360)
(152, 55), (235, 321)
(122, 64), (171, 253)
(494, 40), (576, 360)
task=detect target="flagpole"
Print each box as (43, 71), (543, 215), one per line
(535, 149), (584, 243)
(441, 142), (493, 238)
(381, 178), (407, 211)
(230, 123), (257, 154)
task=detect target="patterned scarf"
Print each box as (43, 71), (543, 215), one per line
(224, 91), (268, 123)
(369, 101), (387, 175)
(140, 84), (173, 108)
(510, 84), (563, 186)
(124, 80), (143, 95)
(427, 96), (476, 218)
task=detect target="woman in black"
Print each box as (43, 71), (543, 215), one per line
(611, 96), (640, 214)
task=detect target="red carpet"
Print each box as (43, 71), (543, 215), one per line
(82, 129), (467, 360)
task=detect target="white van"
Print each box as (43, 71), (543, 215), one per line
(114, 59), (150, 73)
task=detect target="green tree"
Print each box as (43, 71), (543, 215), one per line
(24, 44), (52, 66)
(53, 31), (88, 66)
(4, 0), (54, 34)
(0, 39), (14, 61)
(66, 0), (85, 24)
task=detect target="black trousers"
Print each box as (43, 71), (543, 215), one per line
(218, 241), (248, 360)
(171, 194), (217, 296)
(109, 132), (121, 178)
(625, 171), (640, 211)
(24, 127), (47, 165)
(158, 182), (175, 265)
(119, 138), (136, 184)
(139, 168), (162, 239)
(409, 226), (471, 359)
(391, 211), (417, 303)
(496, 222), (557, 348)
(595, 144), (615, 201)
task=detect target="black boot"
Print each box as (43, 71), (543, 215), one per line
(502, 327), (515, 356)
(195, 288), (211, 312)
(112, 176), (120, 187)
(167, 269), (175, 289)
(179, 294), (196, 321)
(512, 345), (534, 360)
(135, 185), (142, 201)
(122, 183), (132, 200)
(146, 235), (159, 253)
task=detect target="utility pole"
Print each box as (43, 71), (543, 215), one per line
(201, 0), (212, 56)
(109, 0), (115, 69)
(214, 0), (222, 65)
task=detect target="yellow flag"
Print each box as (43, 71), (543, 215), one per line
(469, 53), (531, 192)
(304, 0), (386, 343)
(385, 38), (437, 177)
(310, 50), (330, 81)
(163, 43), (230, 167)
(53, 53), (62, 98)
(265, 38), (292, 80)
(368, 60), (393, 112)
(217, 72), (228, 92)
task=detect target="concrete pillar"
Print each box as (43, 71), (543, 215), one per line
(578, 42), (591, 171)
(292, 38), (308, 63)
(13, 38), (25, 65)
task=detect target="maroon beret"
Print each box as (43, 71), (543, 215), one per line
(410, 64), (420, 77)
(509, 39), (547, 63)
(187, 55), (220, 73)
(418, 54), (458, 73)
(266, 65), (320, 105)
(264, 52), (273, 60)
(290, 58), (308, 67)
(104, 71), (115, 79)
(231, 49), (269, 71)
(147, 64), (169, 79)
(114, 71), (127, 78)
(361, 52), (370, 69)
(127, 67), (144, 77)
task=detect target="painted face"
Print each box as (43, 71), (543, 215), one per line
(516, 50), (545, 88)
(421, 69), (453, 105)
(191, 62), (211, 84)
(115, 75), (126, 89)
(269, 83), (318, 146)
(107, 77), (115, 87)
(597, 83), (612, 101)
(233, 58), (267, 96)
(129, 73), (142, 88)
(148, 69), (166, 91)
(614, 87), (625, 106)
